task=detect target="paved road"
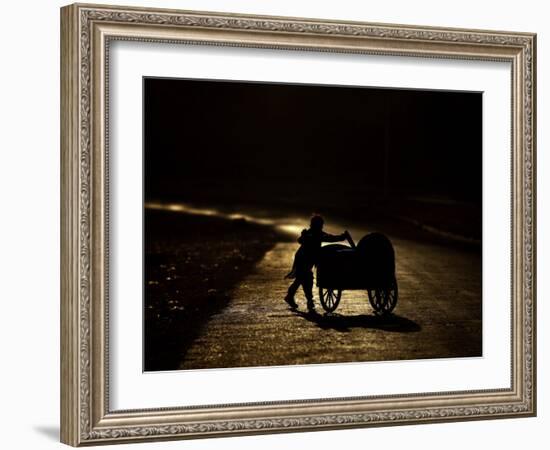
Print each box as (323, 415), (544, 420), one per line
(179, 223), (482, 370)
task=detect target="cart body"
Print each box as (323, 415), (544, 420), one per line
(316, 232), (398, 313)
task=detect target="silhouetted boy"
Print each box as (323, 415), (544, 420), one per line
(284, 214), (347, 311)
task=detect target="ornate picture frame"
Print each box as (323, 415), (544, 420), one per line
(60, 3), (536, 446)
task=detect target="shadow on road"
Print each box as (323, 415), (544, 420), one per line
(292, 309), (421, 333)
(144, 209), (292, 371)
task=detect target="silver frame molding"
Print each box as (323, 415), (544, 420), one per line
(60, 3), (537, 446)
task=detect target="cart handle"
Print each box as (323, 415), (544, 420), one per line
(345, 230), (356, 249)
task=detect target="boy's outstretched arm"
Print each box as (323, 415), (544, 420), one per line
(321, 230), (348, 242)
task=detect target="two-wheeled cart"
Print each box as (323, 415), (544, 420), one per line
(316, 232), (398, 314)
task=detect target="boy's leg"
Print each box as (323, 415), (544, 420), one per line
(285, 279), (300, 308)
(302, 271), (315, 311)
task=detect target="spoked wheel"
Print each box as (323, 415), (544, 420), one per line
(368, 278), (398, 315)
(319, 287), (342, 313)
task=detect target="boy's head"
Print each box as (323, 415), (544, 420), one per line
(310, 214), (324, 231)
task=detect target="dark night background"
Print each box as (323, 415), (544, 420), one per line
(144, 77), (482, 239)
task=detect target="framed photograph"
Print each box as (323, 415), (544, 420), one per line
(60, 3), (536, 446)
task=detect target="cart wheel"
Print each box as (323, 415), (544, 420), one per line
(368, 278), (398, 315)
(319, 287), (342, 313)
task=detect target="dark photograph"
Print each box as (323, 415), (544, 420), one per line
(143, 77), (482, 372)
